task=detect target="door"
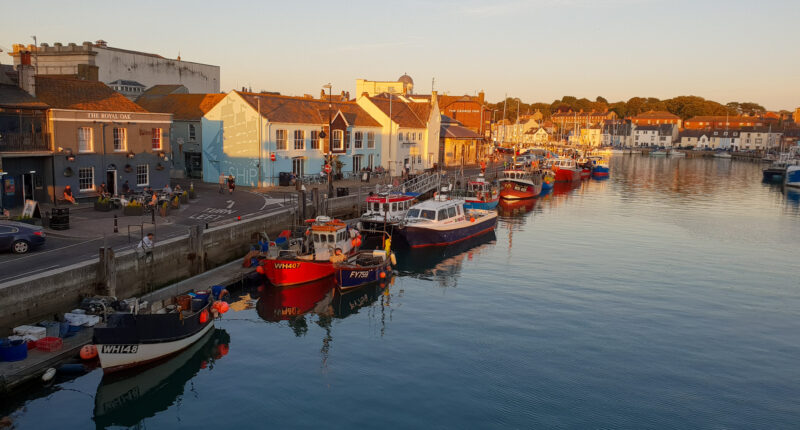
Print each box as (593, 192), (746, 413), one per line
(368, 154), (374, 170)
(292, 158), (304, 177)
(353, 156), (361, 173)
(21, 173), (34, 202)
(106, 170), (117, 195)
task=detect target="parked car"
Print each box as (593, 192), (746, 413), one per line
(0, 221), (46, 254)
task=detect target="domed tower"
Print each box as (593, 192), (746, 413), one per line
(397, 73), (414, 95)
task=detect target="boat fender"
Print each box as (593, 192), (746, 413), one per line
(199, 310), (210, 324)
(56, 363), (88, 375)
(390, 252), (397, 266)
(41, 367), (56, 382)
(80, 344), (98, 360)
(470, 217), (475, 222)
(379, 271), (386, 279)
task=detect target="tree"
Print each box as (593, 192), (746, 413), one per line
(596, 96), (608, 105)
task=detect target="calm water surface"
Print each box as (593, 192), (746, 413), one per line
(5, 155), (800, 429)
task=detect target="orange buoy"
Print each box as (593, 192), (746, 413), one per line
(218, 302), (230, 314)
(80, 344), (98, 360)
(379, 271), (386, 279)
(470, 217), (475, 222)
(218, 344), (229, 356)
(199, 309), (209, 323)
(256, 265), (265, 274)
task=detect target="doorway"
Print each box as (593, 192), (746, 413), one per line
(353, 156), (362, 173)
(292, 158), (304, 177)
(21, 173), (35, 202)
(106, 170), (117, 195)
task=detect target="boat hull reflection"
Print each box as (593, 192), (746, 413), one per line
(256, 278), (335, 322)
(394, 231), (497, 275)
(93, 328), (230, 429)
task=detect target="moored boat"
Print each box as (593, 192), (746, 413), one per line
(360, 191), (415, 234)
(786, 165), (800, 189)
(395, 196), (498, 248)
(548, 158), (581, 182)
(588, 156), (610, 177)
(93, 295), (220, 373)
(463, 174), (500, 209)
(258, 216), (359, 287)
(670, 150), (686, 157)
(541, 170), (555, 190)
(713, 151), (732, 159)
(651, 149), (667, 156)
(336, 249), (394, 291)
(499, 169), (543, 199)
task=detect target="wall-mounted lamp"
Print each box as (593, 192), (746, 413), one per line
(127, 152), (135, 159)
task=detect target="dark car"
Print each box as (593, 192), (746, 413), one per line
(0, 221), (46, 254)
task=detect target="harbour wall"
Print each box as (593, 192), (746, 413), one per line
(0, 207), (299, 333)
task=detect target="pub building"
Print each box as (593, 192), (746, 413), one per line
(35, 76), (172, 199)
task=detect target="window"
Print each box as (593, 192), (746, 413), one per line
(406, 132), (410, 141)
(78, 167), (94, 191)
(294, 130), (305, 150)
(136, 164), (149, 186)
(311, 130), (320, 149)
(332, 130), (343, 151)
(276, 129), (287, 150)
(151, 128), (162, 150)
(113, 127), (127, 151)
(417, 155), (422, 163)
(188, 124), (197, 141)
(367, 132), (375, 148)
(418, 132), (422, 140)
(447, 207), (456, 218)
(437, 209), (448, 220)
(368, 154), (374, 169)
(78, 127), (93, 152)
(354, 131), (363, 149)
(398, 132), (402, 142)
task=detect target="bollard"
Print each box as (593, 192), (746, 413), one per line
(113, 214), (118, 233)
(151, 206), (156, 224)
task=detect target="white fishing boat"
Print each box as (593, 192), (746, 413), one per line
(395, 195), (498, 248)
(670, 150), (686, 157)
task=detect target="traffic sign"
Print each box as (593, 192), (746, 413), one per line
(324, 164), (331, 174)
(270, 153), (276, 161)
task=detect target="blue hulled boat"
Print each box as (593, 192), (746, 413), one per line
(786, 165), (800, 189)
(463, 175), (499, 210)
(395, 196), (498, 248)
(336, 250), (395, 291)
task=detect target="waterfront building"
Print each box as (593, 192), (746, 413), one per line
(707, 129), (740, 150)
(8, 41), (220, 95)
(408, 92), (491, 138)
(355, 74), (414, 97)
(629, 110), (682, 127)
(568, 127), (602, 147)
(602, 122), (634, 147)
(738, 127), (782, 151)
(356, 93), (440, 174)
(0, 69), (50, 209)
(551, 109), (618, 129)
(35, 76), (172, 198)
(107, 80), (146, 101)
(678, 130), (711, 148)
(522, 127), (549, 146)
(684, 115), (764, 129)
(202, 92), (382, 187)
(440, 115), (483, 167)
(634, 124), (678, 147)
(136, 93), (226, 179)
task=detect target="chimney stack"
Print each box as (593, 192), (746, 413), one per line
(431, 90), (438, 105)
(478, 90), (485, 105)
(17, 51), (36, 96)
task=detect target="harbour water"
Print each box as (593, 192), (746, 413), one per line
(4, 155), (800, 429)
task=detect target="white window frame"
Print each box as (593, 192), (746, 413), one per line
(78, 167), (94, 191)
(332, 130), (344, 151)
(151, 128), (162, 150)
(367, 131), (375, 148)
(113, 127), (127, 152)
(136, 164), (149, 187)
(78, 127), (93, 152)
(276, 129), (287, 150)
(354, 131), (363, 149)
(294, 130), (305, 150)
(188, 123), (197, 141)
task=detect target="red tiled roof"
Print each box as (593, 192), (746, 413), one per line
(35, 76), (147, 112)
(632, 110), (679, 119)
(136, 93), (226, 120)
(685, 116), (759, 122)
(237, 92), (380, 127)
(368, 95), (426, 128)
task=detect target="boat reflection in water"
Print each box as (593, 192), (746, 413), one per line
(394, 231), (496, 286)
(498, 197), (537, 217)
(256, 277), (335, 328)
(93, 328), (231, 429)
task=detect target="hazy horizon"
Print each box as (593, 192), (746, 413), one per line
(1, 0), (798, 110)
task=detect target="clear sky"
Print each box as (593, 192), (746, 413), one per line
(1, 0), (798, 110)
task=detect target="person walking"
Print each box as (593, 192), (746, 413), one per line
(137, 233), (155, 261)
(219, 173), (226, 193)
(227, 174), (236, 194)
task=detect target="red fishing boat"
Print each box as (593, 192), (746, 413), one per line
(258, 216), (360, 287)
(498, 169), (543, 200)
(548, 158), (581, 182)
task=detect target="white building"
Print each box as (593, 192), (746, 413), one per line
(9, 41), (220, 95)
(602, 122), (635, 147)
(739, 127), (782, 150)
(356, 93), (440, 174)
(708, 129), (740, 150)
(634, 124), (678, 147)
(678, 130), (710, 148)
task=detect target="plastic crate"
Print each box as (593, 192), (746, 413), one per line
(35, 337), (63, 352)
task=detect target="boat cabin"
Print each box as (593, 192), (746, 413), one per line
(404, 198), (467, 225)
(502, 170), (531, 181)
(549, 159), (578, 169)
(307, 216), (357, 260)
(362, 194), (415, 222)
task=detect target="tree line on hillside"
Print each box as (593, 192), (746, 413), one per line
(487, 96), (784, 122)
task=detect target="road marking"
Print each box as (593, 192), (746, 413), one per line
(0, 238), (101, 267)
(0, 265), (60, 283)
(226, 200), (235, 209)
(244, 190), (271, 211)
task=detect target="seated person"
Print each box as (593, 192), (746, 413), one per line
(164, 184), (173, 194)
(329, 247), (346, 265)
(63, 185), (77, 205)
(121, 180), (131, 195)
(149, 192), (158, 208)
(99, 182), (109, 198)
(174, 184), (182, 192)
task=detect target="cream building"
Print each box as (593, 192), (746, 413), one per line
(356, 74), (414, 97)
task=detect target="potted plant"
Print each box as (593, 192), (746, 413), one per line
(180, 191), (189, 204)
(94, 196), (112, 212)
(159, 201), (170, 217)
(123, 199), (144, 216)
(171, 195), (180, 209)
(13, 215), (40, 226)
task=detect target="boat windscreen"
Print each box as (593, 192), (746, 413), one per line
(420, 210), (436, 220)
(407, 208), (420, 218)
